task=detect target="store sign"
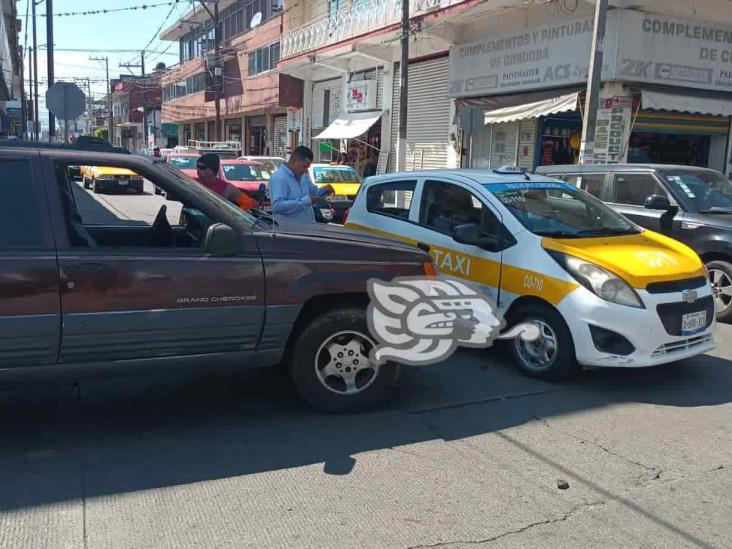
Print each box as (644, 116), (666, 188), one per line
(613, 10), (732, 92)
(448, 18), (594, 97)
(592, 94), (633, 164)
(287, 108), (303, 133)
(347, 80), (377, 112)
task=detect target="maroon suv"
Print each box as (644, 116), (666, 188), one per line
(0, 139), (432, 413)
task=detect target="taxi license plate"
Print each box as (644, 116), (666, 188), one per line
(681, 311), (707, 335)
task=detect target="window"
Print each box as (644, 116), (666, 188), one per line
(613, 174), (666, 206)
(421, 180), (493, 236)
(247, 42), (281, 76)
(564, 173), (606, 199)
(57, 163), (254, 250)
(366, 181), (416, 219)
(0, 160), (43, 248)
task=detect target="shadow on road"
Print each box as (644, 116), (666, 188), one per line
(70, 182), (153, 226)
(0, 345), (730, 520)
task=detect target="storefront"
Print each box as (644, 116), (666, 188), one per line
(312, 68), (386, 177)
(450, 9), (732, 172)
(225, 118), (242, 142)
(272, 114), (287, 158)
(246, 114), (267, 155)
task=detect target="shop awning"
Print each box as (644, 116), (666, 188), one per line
(314, 111), (382, 140)
(641, 89), (732, 117)
(484, 92), (579, 125)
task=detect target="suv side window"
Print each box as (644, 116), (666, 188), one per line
(613, 174), (667, 206)
(563, 173), (606, 199)
(420, 180), (503, 237)
(366, 180), (416, 220)
(0, 159), (43, 248)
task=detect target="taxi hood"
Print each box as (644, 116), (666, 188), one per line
(542, 230), (706, 288)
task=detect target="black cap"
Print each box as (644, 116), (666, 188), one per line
(197, 153), (220, 173)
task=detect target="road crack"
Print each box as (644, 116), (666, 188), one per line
(405, 500), (606, 548)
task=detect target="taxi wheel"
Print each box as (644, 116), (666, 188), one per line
(289, 307), (402, 413)
(707, 260), (732, 322)
(508, 304), (578, 381)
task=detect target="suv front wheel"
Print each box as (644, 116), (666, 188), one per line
(707, 259), (732, 322)
(290, 307), (401, 413)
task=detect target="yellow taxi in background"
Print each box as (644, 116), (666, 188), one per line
(81, 165), (145, 194)
(309, 164), (362, 222)
(345, 167), (716, 379)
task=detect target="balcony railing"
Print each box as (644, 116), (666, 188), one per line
(281, 0), (449, 59)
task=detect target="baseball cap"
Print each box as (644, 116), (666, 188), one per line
(197, 153), (220, 173)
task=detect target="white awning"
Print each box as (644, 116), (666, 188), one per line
(641, 89), (732, 117)
(314, 111), (382, 140)
(484, 92), (579, 125)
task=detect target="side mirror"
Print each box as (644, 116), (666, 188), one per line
(453, 223), (482, 246)
(644, 194), (671, 210)
(204, 223), (241, 256)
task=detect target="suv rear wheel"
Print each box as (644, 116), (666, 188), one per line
(707, 260), (732, 322)
(290, 307), (401, 413)
(508, 303), (578, 380)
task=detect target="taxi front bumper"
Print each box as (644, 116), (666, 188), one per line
(558, 284), (716, 368)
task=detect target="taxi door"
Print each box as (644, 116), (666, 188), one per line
(409, 178), (511, 306)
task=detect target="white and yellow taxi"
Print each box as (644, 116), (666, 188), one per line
(345, 167), (716, 379)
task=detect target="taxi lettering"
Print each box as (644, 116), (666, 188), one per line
(432, 249), (471, 276)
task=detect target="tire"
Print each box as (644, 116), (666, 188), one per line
(707, 260), (732, 322)
(289, 307), (401, 413)
(92, 179), (101, 194)
(83, 176), (90, 190)
(507, 303), (578, 381)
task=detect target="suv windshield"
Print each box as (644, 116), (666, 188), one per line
(660, 169), (732, 213)
(223, 163), (270, 181)
(312, 166), (361, 184)
(169, 156), (198, 169)
(486, 182), (641, 238)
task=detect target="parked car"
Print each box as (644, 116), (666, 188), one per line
(0, 138), (433, 413)
(219, 159), (270, 197)
(166, 152), (200, 178)
(346, 167), (716, 379)
(309, 164), (363, 222)
(536, 164), (732, 321)
(239, 156), (285, 174)
(81, 165), (144, 194)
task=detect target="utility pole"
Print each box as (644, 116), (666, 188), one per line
(27, 46), (34, 140)
(579, 0), (608, 165)
(396, 0), (409, 172)
(46, 0), (55, 141)
(31, 0), (39, 141)
(120, 51), (147, 149)
(198, 1), (222, 142)
(91, 56), (113, 144)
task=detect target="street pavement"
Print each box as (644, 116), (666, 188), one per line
(0, 322), (730, 548)
(5, 179), (729, 548)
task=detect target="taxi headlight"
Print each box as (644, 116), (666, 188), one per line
(549, 251), (644, 309)
(326, 194), (349, 202)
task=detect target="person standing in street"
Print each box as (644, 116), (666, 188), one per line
(269, 146), (334, 224)
(195, 153), (256, 211)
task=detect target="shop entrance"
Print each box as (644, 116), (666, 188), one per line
(628, 133), (710, 166)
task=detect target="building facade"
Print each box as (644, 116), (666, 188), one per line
(159, 0), (300, 157)
(1, 0), (23, 136)
(111, 75), (163, 152)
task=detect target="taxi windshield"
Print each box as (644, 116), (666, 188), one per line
(312, 166), (361, 183)
(659, 169), (732, 213)
(223, 163), (270, 181)
(486, 182), (641, 238)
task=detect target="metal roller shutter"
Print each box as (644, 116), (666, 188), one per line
(272, 115), (287, 158)
(388, 56), (450, 172)
(376, 67), (385, 109)
(248, 115), (266, 127)
(312, 78), (343, 131)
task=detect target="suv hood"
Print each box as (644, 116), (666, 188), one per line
(542, 230), (706, 288)
(264, 222), (424, 254)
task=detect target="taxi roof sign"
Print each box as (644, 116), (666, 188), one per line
(494, 165), (530, 180)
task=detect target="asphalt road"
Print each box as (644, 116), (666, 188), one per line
(1, 317), (730, 548)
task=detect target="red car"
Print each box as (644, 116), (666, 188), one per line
(219, 159), (271, 203)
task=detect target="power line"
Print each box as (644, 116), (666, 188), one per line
(50, 48), (178, 55)
(38, 1), (184, 18)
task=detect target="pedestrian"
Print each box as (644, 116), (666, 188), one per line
(195, 153), (256, 211)
(269, 145), (334, 224)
